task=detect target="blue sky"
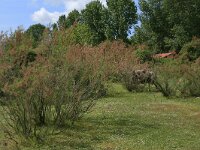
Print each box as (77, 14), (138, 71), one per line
(0, 0), (139, 32)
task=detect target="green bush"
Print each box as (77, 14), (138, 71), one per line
(180, 38), (200, 61)
(154, 63), (200, 98)
(136, 49), (153, 63)
(154, 66), (178, 97)
(180, 63), (200, 97)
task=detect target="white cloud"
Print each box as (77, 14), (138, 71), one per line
(32, 8), (62, 24)
(44, 0), (107, 10)
(62, 0), (107, 12)
(32, 0), (107, 24)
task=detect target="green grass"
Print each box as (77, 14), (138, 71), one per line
(1, 84), (200, 149)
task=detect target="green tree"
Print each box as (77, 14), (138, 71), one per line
(134, 0), (200, 52)
(66, 9), (80, 28)
(106, 0), (137, 41)
(57, 15), (67, 30)
(164, 0), (200, 38)
(71, 24), (94, 45)
(137, 0), (170, 52)
(164, 0), (200, 51)
(26, 23), (46, 48)
(81, 1), (106, 45)
(164, 25), (189, 51)
(52, 23), (58, 31)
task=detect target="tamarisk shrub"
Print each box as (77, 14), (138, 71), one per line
(153, 65), (179, 97)
(1, 54), (106, 141)
(180, 62), (200, 97)
(47, 57), (106, 125)
(66, 40), (137, 82)
(154, 62), (200, 98)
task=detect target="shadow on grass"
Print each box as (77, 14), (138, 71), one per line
(47, 114), (160, 149)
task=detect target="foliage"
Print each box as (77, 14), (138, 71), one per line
(0, 46), (106, 142)
(57, 15), (67, 30)
(131, 26), (148, 45)
(52, 23), (58, 31)
(80, 0), (137, 44)
(164, 0), (200, 38)
(179, 38), (200, 61)
(66, 9), (80, 28)
(26, 24), (46, 48)
(70, 24), (95, 46)
(1, 0), (200, 148)
(135, 45), (153, 63)
(154, 65), (179, 97)
(45, 27), (75, 54)
(154, 62), (200, 97)
(106, 0), (137, 41)
(164, 25), (190, 51)
(81, 1), (106, 45)
(0, 31), (9, 52)
(136, 0), (200, 52)
(137, 0), (170, 51)
(66, 40), (137, 82)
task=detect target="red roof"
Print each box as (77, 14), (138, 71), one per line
(153, 51), (176, 58)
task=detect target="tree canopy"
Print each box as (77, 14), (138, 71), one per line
(12, 0), (200, 53)
(81, 1), (106, 44)
(26, 23), (46, 48)
(132, 0), (200, 52)
(106, 0), (138, 41)
(66, 9), (80, 28)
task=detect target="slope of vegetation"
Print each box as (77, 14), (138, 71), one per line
(1, 84), (200, 149)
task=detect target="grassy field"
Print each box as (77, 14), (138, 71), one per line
(1, 84), (200, 149)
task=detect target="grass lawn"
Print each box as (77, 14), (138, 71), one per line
(1, 83), (200, 149)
